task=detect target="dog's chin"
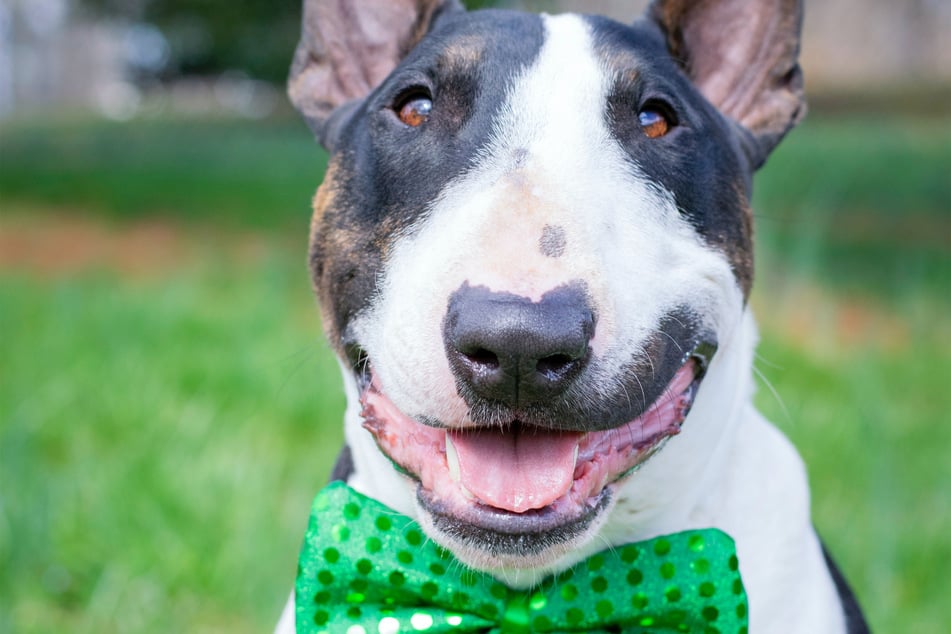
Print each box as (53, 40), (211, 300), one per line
(358, 355), (706, 572)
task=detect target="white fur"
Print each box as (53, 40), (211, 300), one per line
(277, 14), (847, 634)
(355, 14), (741, 429)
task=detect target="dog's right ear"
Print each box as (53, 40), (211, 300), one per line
(288, 0), (463, 149)
(648, 0), (805, 168)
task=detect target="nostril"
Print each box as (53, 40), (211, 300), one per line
(536, 353), (576, 380)
(463, 347), (500, 370)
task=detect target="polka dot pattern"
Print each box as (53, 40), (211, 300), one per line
(296, 483), (749, 633)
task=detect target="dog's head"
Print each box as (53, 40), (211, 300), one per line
(290, 0), (804, 579)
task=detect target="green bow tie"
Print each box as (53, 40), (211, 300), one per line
(296, 483), (748, 633)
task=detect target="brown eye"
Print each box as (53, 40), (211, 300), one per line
(397, 95), (433, 127)
(638, 108), (670, 138)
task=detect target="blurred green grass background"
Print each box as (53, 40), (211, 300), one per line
(1, 112), (949, 633)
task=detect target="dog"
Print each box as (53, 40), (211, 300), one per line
(277, 0), (869, 632)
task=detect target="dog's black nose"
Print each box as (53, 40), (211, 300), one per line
(444, 282), (595, 408)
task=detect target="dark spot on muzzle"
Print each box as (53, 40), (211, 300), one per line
(539, 224), (567, 258)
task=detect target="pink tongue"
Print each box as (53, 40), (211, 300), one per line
(449, 427), (581, 513)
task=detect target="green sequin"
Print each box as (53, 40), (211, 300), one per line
(565, 607), (584, 625)
(586, 553), (605, 571)
(532, 615), (552, 630)
(450, 592), (469, 608)
(621, 544), (640, 563)
(689, 534), (706, 552)
(693, 558), (711, 574)
(332, 524), (350, 542)
(410, 613), (434, 630)
(591, 576), (608, 593)
(627, 568), (644, 585)
(365, 537), (382, 553)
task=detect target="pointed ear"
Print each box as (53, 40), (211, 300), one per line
(649, 0), (806, 167)
(288, 0), (463, 148)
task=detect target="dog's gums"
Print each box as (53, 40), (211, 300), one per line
(360, 357), (701, 540)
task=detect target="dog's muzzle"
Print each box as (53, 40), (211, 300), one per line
(356, 293), (715, 560)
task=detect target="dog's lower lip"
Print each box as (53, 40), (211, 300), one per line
(420, 487), (608, 533)
(418, 485), (611, 555)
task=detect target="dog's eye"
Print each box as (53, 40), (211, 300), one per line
(638, 106), (672, 139)
(396, 93), (433, 127)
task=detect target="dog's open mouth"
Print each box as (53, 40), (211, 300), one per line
(358, 349), (710, 549)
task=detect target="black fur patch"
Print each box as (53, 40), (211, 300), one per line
(309, 11), (546, 356)
(821, 541), (871, 633)
(328, 445), (354, 482)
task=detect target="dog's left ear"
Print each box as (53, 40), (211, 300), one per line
(649, 0), (805, 168)
(289, 0), (463, 149)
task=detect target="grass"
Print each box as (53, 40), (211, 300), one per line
(0, 237), (343, 633)
(1, 111), (949, 633)
(0, 116), (326, 229)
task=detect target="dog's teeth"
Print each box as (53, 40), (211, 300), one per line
(459, 483), (476, 501)
(445, 434), (461, 482)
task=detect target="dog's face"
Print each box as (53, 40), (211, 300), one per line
(290, 0), (803, 577)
